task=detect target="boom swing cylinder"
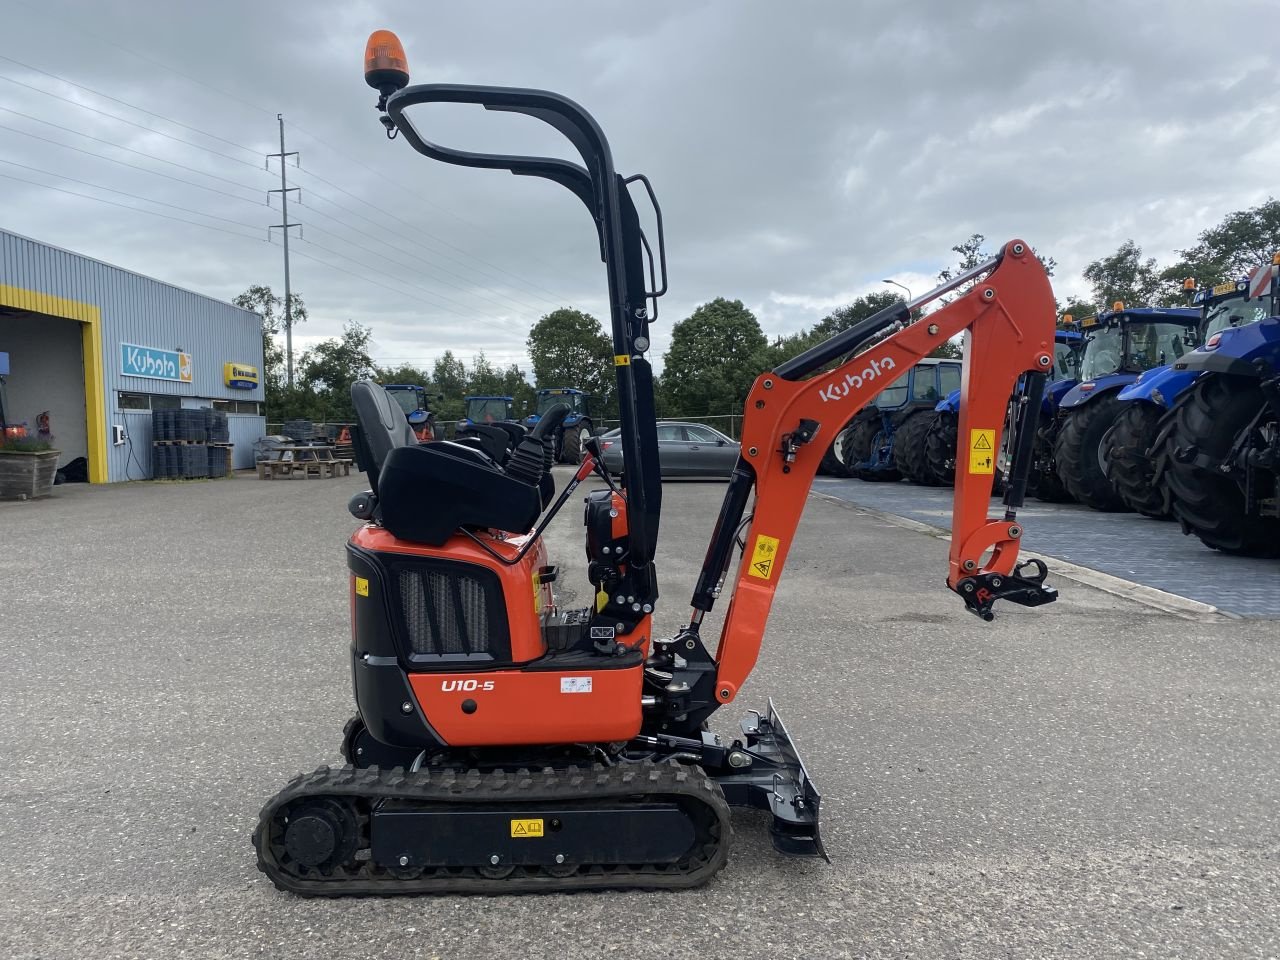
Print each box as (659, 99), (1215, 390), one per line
(251, 29), (1061, 897)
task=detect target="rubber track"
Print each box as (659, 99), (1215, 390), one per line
(253, 760), (731, 896)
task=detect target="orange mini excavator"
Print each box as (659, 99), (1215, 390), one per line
(252, 31), (1061, 895)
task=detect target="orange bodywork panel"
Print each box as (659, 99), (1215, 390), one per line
(410, 663), (645, 746)
(712, 241), (1057, 702)
(350, 524), (551, 664)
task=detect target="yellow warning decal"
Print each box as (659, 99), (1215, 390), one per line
(747, 534), (780, 580)
(354, 576), (369, 597)
(532, 571), (543, 615)
(510, 818), (545, 838)
(968, 429), (995, 475)
(614, 354), (631, 366)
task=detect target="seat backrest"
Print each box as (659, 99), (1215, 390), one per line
(351, 381), (417, 483)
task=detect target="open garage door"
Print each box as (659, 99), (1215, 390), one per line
(0, 287), (107, 483)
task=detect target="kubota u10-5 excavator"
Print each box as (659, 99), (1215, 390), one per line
(251, 30), (1061, 895)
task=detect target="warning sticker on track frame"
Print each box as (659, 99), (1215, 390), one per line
(968, 429), (996, 475)
(510, 818), (544, 838)
(747, 534), (780, 580)
(354, 576), (369, 597)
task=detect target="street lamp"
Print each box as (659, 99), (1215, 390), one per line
(882, 279), (912, 301)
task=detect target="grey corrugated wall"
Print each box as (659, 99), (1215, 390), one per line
(0, 228), (265, 480)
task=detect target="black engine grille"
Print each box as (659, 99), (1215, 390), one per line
(391, 561), (511, 664)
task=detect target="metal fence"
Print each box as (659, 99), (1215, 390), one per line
(268, 415), (747, 442)
(598, 414), (744, 439)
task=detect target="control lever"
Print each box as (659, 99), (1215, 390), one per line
(582, 434), (621, 494)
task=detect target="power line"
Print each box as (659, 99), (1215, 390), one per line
(3, 4), (576, 312)
(0, 121), (266, 207)
(292, 162), (569, 309)
(296, 236), (530, 333)
(0, 104), (265, 193)
(0, 169), (264, 241)
(293, 190), (550, 320)
(0, 157), (266, 232)
(1, 165), (535, 356)
(0, 71), (266, 170)
(0, 52), (262, 158)
(287, 119), (576, 297)
(10, 0), (276, 119)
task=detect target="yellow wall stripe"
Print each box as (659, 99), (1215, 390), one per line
(0, 282), (109, 483)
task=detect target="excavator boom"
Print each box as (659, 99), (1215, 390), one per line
(686, 241), (1059, 705)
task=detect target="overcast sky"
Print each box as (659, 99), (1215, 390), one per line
(1, 0), (1276, 375)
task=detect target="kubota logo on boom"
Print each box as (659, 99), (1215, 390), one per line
(817, 356), (896, 403)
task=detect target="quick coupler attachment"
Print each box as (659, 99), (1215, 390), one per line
(954, 557), (1058, 622)
(713, 699), (829, 861)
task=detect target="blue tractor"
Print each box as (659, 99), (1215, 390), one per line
(1053, 304), (1200, 510)
(523, 387), (597, 463)
(835, 358), (962, 481)
(381, 383), (440, 441)
(1155, 260), (1280, 555)
(1104, 267), (1279, 518)
(918, 327), (1083, 493)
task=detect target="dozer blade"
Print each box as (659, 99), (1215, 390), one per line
(714, 698), (829, 861)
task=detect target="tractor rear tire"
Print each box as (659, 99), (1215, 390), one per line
(818, 440), (841, 475)
(560, 425), (584, 464)
(893, 410), (935, 484)
(839, 416), (881, 480)
(1103, 402), (1169, 519)
(922, 410), (957, 486)
(1030, 414), (1073, 502)
(1164, 375), (1280, 557)
(1054, 394), (1128, 511)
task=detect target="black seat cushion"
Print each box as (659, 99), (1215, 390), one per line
(351, 380), (418, 491)
(378, 442), (541, 546)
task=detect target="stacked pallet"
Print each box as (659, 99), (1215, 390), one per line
(151, 409), (234, 480)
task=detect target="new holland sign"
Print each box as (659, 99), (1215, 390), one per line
(121, 343), (193, 383)
(223, 362), (259, 390)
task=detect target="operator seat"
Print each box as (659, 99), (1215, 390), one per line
(349, 381), (556, 547)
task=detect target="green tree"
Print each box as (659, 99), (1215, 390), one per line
(1162, 197), (1280, 297)
(1082, 240), (1162, 307)
(232, 284), (307, 415)
(374, 362), (433, 387)
(526, 308), (614, 410)
(298, 321), (374, 421)
(661, 298), (767, 416)
(1059, 299), (1097, 322)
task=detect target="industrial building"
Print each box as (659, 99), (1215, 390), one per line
(0, 228), (265, 483)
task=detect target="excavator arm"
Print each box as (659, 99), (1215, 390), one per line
(687, 240), (1058, 706)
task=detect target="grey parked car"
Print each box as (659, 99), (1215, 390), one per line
(598, 421), (739, 478)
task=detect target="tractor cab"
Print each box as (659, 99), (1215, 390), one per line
(1060, 305), (1200, 411)
(840, 358), (962, 480)
(524, 388), (597, 463)
(382, 383), (439, 441)
(458, 395), (515, 430)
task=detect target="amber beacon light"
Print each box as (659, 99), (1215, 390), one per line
(365, 30), (410, 95)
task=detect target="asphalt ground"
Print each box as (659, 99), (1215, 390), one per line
(2, 468), (1278, 960)
(814, 477), (1280, 619)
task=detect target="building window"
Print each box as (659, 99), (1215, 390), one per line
(117, 392), (182, 411)
(234, 401), (262, 415)
(118, 392), (149, 410)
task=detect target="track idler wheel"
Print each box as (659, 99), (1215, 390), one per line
(279, 798), (360, 875)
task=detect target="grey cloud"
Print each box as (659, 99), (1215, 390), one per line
(1, 0), (1276, 373)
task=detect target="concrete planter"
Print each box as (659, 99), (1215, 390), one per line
(0, 449), (61, 500)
